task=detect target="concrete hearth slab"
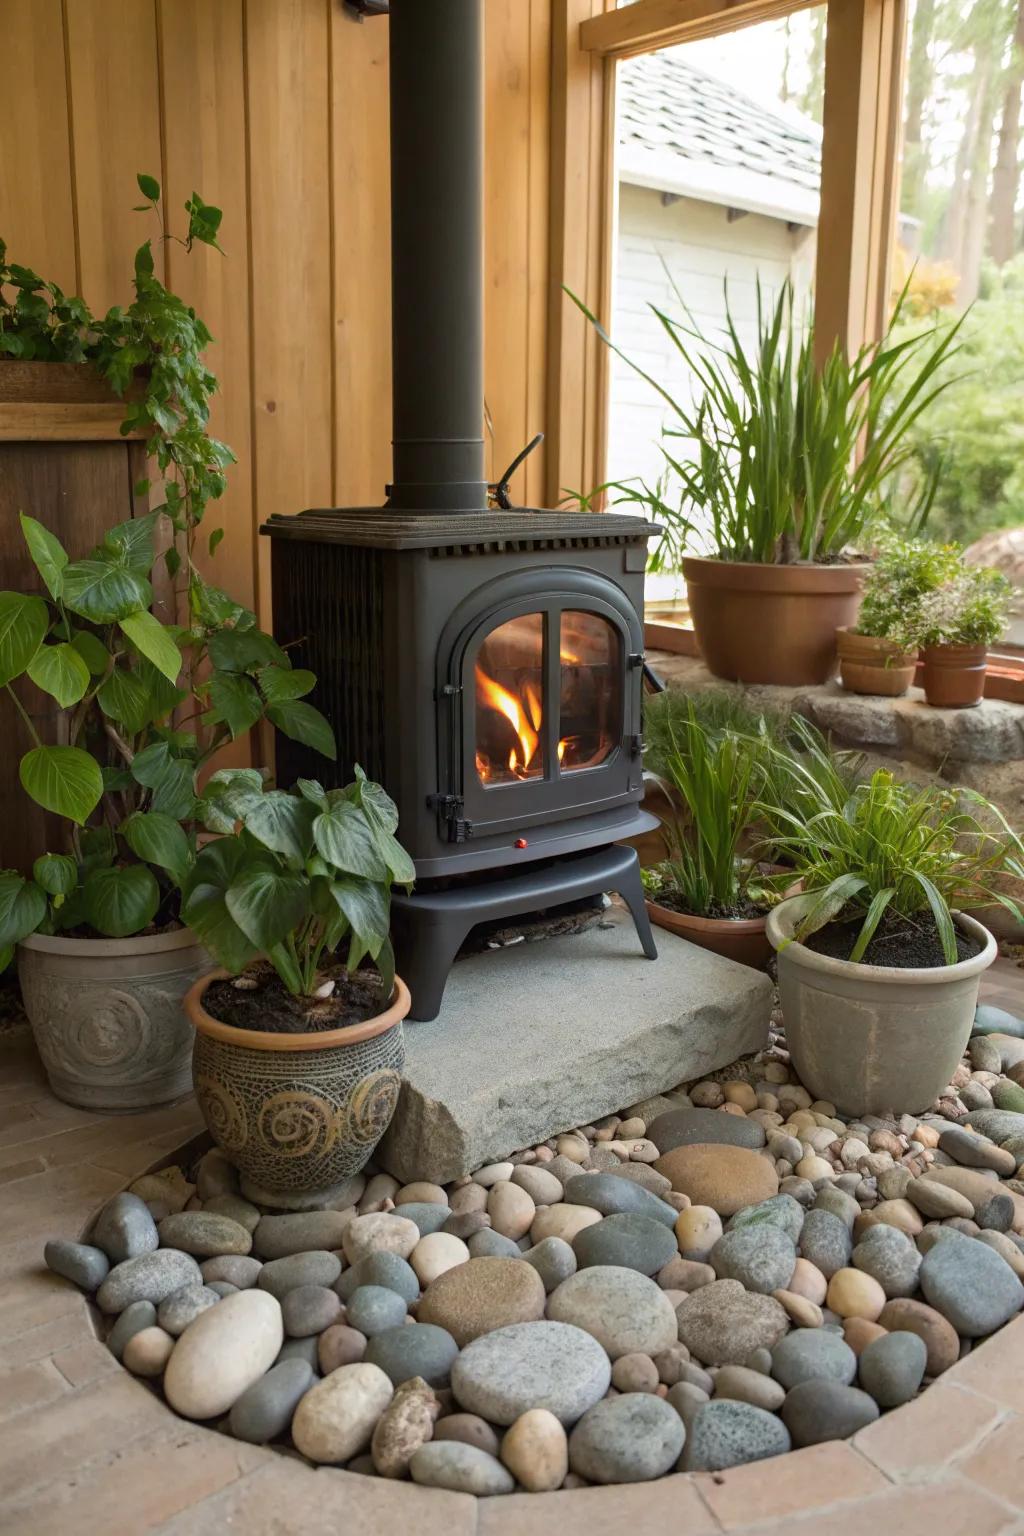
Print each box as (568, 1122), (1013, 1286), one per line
(378, 907), (772, 1183)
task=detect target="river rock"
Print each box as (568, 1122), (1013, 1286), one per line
(827, 1267), (887, 1321)
(851, 1225), (921, 1298)
(675, 1281), (789, 1366)
(257, 1251), (341, 1299)
(682, 1399), (790, 1472)
(365, 1322), (460, 1387)
(770, 1329), (856, 1389)
(203, 1194), (261, 1233)
(452, 1320), (612, 1425)
(813, 1185), (860, 1230)
(713, 1364), (785, 1412)
(195, 1148), (239, 1200)
(200, 1255), (262, 1289)
(106, 1299), (157, 1360)
(647, 1107), (766, 1152)
(44, 1240), (109, 1292)
(342, 1213), (420, 1264)
(606, 1163), (673, 1196)
(487, 1182), (536, 1241)
(418, 1256), (546, 1346)
(292, 1362), (394, 1462)
(919, 1234), (1024, 1335)
(857, 1330), (927, 1408)
(346, 1284), (407, 1337)
(782, 1380), (880, 1446)
(468, 1229), (521, 1259)
(395, 1203), (451, 1237)
(569, 1393), (685, 1483)
(973, 1003), (1024, 1038)
(906, 1180), (975, 1221)
(710, 1227), (796, 1294)
(548, 1265), (677, 1359)
(409, 1441), (514, 1496)
(563, 1173), (677, 1227)
(371, 1377), (440, 1478)
(433, 1413), (501, 1456)
(573, 1213), (678, 1275)
(164, 1289), (283, 1419)
(938, 1126), (1016, 1176)
(654, 1145), (778, 1215)
(410, 1232), (470, 1285)
(229, 1357), (316, 1443)
(976, 1193), (1016, 1233)
(157, 1212), (252, 1258)
(530, 1204), (603, 1246)
(122, 1326), (175, 1377)
(97, 1249), (203, 1314)
(337, 1251), (420, 1305)
(798, 1209), (852, 1278)
(500, 1408), (568, 1492)
(252, 1211), (353, 1258)
(157, 1283), (221, 1336)
(317, 1324), (367, 1373)
(877, 1298), (959, 1375)
(281, 1283), (343, 1337)
(92, 1193), (159, 1263)
(522, 1236), (577, 1292)
(727, 1194), (805, 1245)
(961, 1108), (1024, 1147)
(511, 1165), (564, 1204)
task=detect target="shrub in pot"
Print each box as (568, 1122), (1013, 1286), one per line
(572, 282), (962, 685)
(836, 535), (957, 696)
(912, 563), (1011, 708)
(181, 769), (413, 1202)
(761, 760), (1023, 1115)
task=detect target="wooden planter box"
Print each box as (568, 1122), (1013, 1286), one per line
(0, 362), (151, 873)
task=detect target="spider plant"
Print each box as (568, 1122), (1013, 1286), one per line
(568, 279), (965, 565)
(758, 765), (1024, 964)
(643, 686), (788, 781)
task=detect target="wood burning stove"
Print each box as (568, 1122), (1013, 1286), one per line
(262, 0), (658, 1019)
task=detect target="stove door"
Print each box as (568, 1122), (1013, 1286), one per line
(437, 569), (644, 842)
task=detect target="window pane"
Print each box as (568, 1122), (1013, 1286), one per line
(559, 611), (621, 772)
(475, 614), (544, 785)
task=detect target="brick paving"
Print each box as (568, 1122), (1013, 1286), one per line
(1, 958), (1023, 1535)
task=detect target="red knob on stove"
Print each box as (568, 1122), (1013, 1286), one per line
(514, 837), (528, 849)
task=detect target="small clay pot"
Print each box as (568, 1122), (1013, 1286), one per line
(920, 643), (987, 708)
(836, 628), (917, 697)
(645, 900), (771, 971)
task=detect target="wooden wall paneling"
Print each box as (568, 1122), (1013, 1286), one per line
(815, 0), (907, 358)
(157, 0), (256, 618)
(485, 0), (534, 495)
(525, 0), (553, 507)
(0, 0), (77, 294)
(330, 4), (392, 508)
(547, 0), (615, 508)
(245, 0), (334, 629)
(64, 0), (165, 306)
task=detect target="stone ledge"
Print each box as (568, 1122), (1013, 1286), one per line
(377, 907), (773, 1184)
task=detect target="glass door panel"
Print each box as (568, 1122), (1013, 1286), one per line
(559, 610), (621, 772)
(474, 612), (545, 785)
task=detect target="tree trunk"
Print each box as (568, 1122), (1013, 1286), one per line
(990, 0), (1024, 264)
(902, 0), (936, 224)
(941, 46), (987, 270)
(799, 9), (827, 122)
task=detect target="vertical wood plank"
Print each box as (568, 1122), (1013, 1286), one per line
(245, 0), (333, 627)
(815, 0), (907, 356)
(157, 0), (255, 617)
(64, 0), (165, 308)
(0, 0), (77, 294)
(330, 4), (392, 508)
(525, 0), (552, 507)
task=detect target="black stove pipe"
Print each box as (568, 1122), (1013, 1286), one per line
(387, 0), (487, 512)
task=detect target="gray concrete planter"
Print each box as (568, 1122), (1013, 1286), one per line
(767, 896), (996, 1116)
(18, 927), (208, 1112)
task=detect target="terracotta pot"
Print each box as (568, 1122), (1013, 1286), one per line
(920, 643), (987, 708)
(767, 897), (996, 1116)
(185, 970), (410, 1202)
(836, 628), (918, 697)
(17, 927), (207, 1111)
(645, 900), (771, 970)
(682, 557), (869, 686)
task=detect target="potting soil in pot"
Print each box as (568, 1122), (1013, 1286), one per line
(804, 912), (984, 969)
(44, 996), (1024, 1493)
(201, 962), (387, 1033)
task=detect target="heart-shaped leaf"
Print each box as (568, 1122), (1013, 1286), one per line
(102, 513), (159, 574)
(19, 746), (103, 824)
(0, 591), (48, 685)
(32, 852), (78, 897)
(257, 665), (316, 704)
(70, 629), (111, 675)
(130, 742), (197, 820)
(121, 811), (191, 882)
(313, 801), (386, 880)
(268, 699), (336, 761)
(61, 559), (151, 624)
(330, 874), (390, 956)
(239, 790), (316, 861)
(226, 867), (310, 952)
(97, 667), (152, 735)
(19, 513), (67, 599)
(207, 627), (288, 673)
(81, 865), (160, 938)
(119, 609), (182, 682)
(0, 872), (47, 946)
(208, 672), (263, 739)
(26, 643), (90, 708)
(372, 829), (416, 886)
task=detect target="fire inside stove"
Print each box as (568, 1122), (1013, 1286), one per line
(474, 610), (621, 785)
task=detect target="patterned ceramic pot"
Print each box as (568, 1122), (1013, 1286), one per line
(185, 970), (410, 1199)
(18, 927), (207, 1112)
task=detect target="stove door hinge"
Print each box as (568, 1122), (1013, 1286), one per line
(628, 651), (645, 669)
(629, 733), (644, 758)
(427, 792), (474, 842)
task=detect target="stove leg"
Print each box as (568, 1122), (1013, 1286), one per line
(615, 855), (659, 961)
(392, 914), (468, 1024)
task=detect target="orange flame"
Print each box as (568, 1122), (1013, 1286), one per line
(476, 665), (540, 778)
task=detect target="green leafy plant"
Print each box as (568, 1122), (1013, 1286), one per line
(0, 512), (335, 963)
(569, 280), (964, 566)
(643, 686), (789, 782)
(911, 563), (1012, 648)
(182, 769), (413, 1000)
(854, 533), (962, 650)
(759, 762), (1024, 965)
